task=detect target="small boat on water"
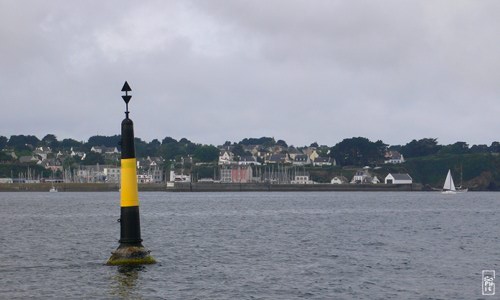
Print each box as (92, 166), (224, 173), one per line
(49, 186), (58, 192)
(442, 169), (467, 194)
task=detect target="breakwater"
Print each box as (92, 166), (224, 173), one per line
(0, 183), (121, 192)
(168, 182), (416, 192)
(0, 182), (417, 192)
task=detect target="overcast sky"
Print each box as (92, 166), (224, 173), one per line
(1, 1), (499, 147)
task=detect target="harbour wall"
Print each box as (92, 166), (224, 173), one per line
(0, 182), (417, 192)
(168, 182), (416, 192)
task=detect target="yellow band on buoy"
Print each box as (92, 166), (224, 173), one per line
(120, 158), (139, 207)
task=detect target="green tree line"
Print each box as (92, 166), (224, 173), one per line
(2, 134), (499, 163)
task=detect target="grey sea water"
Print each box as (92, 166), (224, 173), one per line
(0, 191), (498, 299)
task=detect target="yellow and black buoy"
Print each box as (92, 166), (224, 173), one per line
(106, 81), (156, 266)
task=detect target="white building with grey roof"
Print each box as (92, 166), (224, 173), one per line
(385, 173), (413, 184)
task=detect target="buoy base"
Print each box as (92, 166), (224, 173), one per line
(106, 246), (156, 266)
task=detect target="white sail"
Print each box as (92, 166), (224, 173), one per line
(443, 170), (456, 191)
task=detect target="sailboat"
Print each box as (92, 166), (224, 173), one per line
(442, 169), (467, 194)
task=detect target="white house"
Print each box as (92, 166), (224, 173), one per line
(291, 174), (314, 184)
(91, 146), (120, 154)
(137, 174), (154, 183)
(350, 166), (381, 184)
(90, 146), (104, 153)
(385, 173), (413, 184)
(238, 156), (261, 166)
(313, 157), (335, 167)
(33, 147), (52, 160)
(351, 170), (372, 184)
(292, 154), (311, 166)
(70, 147), (85, 158)
(169, 170), (191, 182)
(218, 151), (234, 165)
(104, 167), (121, 183)
(0, 178), (13, 184)
(331, 176), (348, 184)
(384, 151), (405, 164)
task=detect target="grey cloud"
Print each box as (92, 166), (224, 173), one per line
(0, 1), (499, 147)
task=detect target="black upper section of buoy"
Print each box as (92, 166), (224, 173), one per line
(121, 81), (136, 159)
(121, 118), (136, 159)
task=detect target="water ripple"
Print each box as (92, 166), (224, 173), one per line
(0, 191), (499, 299)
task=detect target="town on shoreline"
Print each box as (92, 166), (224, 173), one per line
(1, 134), (499, 191)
